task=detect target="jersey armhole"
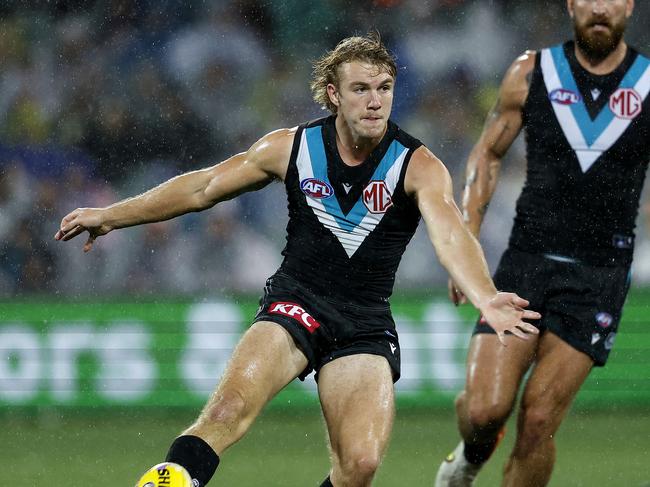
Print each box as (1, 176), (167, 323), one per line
(393, 148), (420, 210)
(522, 51), (542, 125)
(284, 124), (306, 188)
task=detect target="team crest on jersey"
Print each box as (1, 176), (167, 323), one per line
(549, 88), (582, 105)
(300, 178), (333, 199)
(363, 180), (393, 214)
(609, 88), (642, 119)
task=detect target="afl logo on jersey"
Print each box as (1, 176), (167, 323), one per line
(363, 181), (393, 214)
(300, 178), (333, 199)
(549, 88), (582, 105)
(609, 88), (642, 119)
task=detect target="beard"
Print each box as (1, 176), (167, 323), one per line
(574, 16), (626, 62)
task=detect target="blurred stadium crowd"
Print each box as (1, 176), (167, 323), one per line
(1, 0), (649, 298)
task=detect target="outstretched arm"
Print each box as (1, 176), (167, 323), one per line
(55, 128), (296, 252)
(450, 51), (535, 304)
(405, 147), (539, 344)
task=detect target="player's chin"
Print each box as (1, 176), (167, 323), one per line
(359, 119), (386, 137)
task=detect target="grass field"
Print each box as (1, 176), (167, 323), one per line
(5, 406), (649, 486)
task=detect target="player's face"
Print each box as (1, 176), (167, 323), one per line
(327, 61), (394, 140)
(569, 0), (633, 60)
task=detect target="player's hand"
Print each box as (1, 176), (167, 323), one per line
(54, 208), (112, 252)
(479, 292), (540, 345)
(448, 278), (468, 306)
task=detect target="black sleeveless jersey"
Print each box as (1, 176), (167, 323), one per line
(509, 41), (650, 266)
(276, 115), (423, 307)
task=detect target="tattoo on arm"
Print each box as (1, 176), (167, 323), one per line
(483, 97), (502, 130)
(525, 68), (533, 88)
(482, 96), (512, 158)
(488, 160), (500, 184)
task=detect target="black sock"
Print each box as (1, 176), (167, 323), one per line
(463, 439), (498, 465)
(320, 475), (334, 487)
(165, 435), (220, 486)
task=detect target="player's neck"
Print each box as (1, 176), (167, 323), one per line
(574, 40), (628, 75)
(335, 117), (385, 167)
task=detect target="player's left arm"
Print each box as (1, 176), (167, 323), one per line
(405, 147), (540, 343)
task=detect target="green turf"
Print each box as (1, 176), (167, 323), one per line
(5, 407), (650, 486)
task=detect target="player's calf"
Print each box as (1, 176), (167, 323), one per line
(136, 435), (220, 487)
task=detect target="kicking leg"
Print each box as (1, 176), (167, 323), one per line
(502, 331), (593, 487)
(162, 321), (308, 486)
(318, 354), (395, 487)
(183, 321), (308, 451)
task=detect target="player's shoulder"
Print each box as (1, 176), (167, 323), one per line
(260, 126), (299, 144)
(410, 145), (441, 164)
(246, 127), (298, 179)
(251, 126), (297, 156)
(407, 146), (449, 180)
(497, 49), (538, 107)
(503, 49), (537, 86)
(513, 49), (537, 72)
(403, 145), (452, 197)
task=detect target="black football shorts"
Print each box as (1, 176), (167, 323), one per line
(253, 272), (401, 381)
(474, 248), (631, 366)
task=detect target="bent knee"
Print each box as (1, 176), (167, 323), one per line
(465, 396), (512, 431)
(336, 449), (382, 482)
(201, 389), (248, 426)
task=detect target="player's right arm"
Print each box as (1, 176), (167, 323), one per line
(55, 128), (296, 252)
(450, 51), (535, 305)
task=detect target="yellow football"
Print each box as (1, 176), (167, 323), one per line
(136, 462), (193, 487)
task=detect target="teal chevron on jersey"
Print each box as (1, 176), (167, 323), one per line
(298, 125), (409, 257)
(541, 45), (650, 172)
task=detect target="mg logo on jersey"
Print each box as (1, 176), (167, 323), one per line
(300, 178), (333, 199)
(549, 88), (582, 105)
(363, 180), (393, 214)
(269, 301), (321, 333)
(609, 88), (642, 119)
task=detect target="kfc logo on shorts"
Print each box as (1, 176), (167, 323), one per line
(549, 88), (582, 105)
(269, 301), (321, 333)
(595, 312), (613, 328)
(300, 178), (333, 199)
(609, 88), (642, 119)
(363, 180), (393, 214)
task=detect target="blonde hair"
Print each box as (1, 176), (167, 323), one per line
(311, 33), (397, 113)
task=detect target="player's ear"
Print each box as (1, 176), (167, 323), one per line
(566, 0), (574, 18)
(626, 0), (634, 18)
(327, 83), (340, 108)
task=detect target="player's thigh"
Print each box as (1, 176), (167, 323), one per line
(318, 353), (395, 455)
(214, 321), (308, 402)
(465, 333), (538, 410)
(519, 331), (593, 423)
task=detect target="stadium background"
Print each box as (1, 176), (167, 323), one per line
(1, 0), (648, 485)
